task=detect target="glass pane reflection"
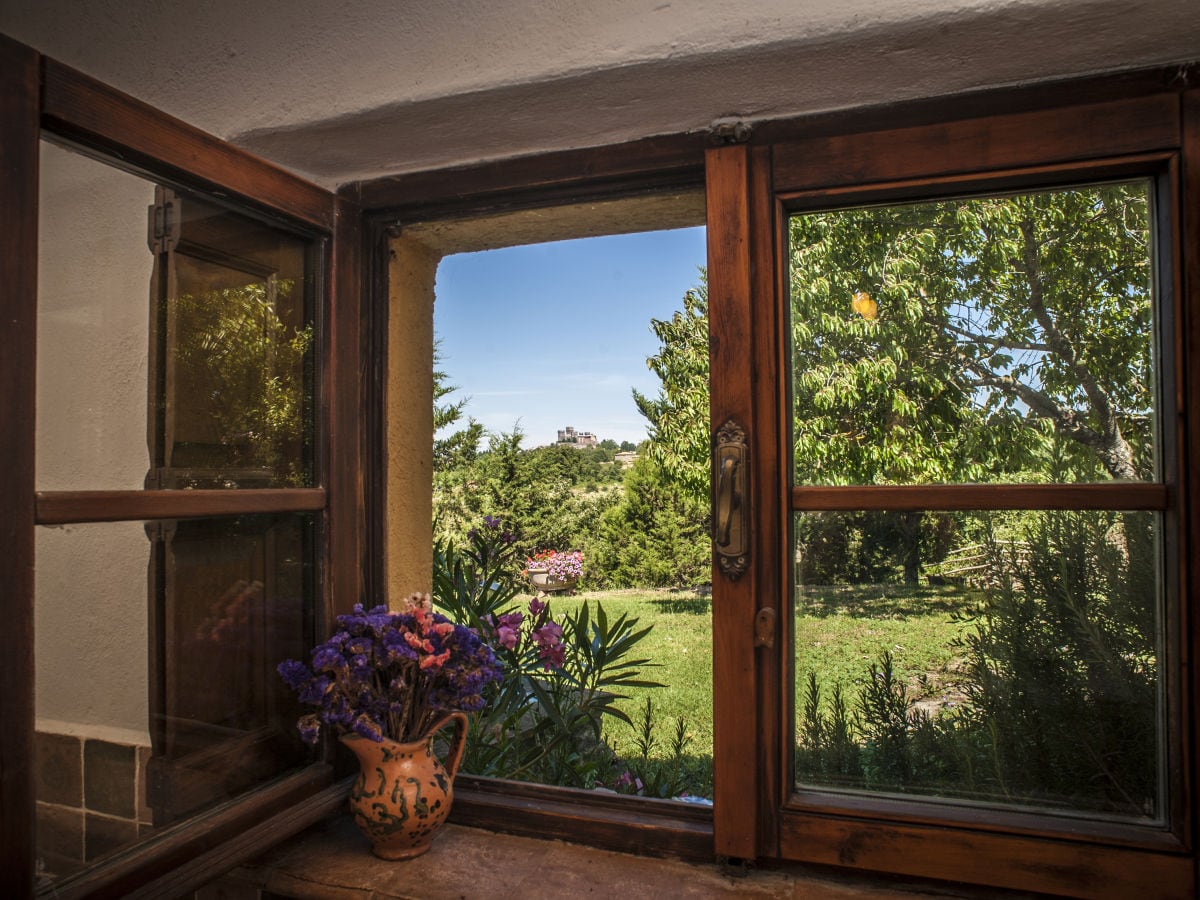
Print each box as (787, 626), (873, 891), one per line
(792, 509), (1163, 821)
(787, 181), (1157, 486)
(36, 139), (316, 493)
(155, 189), (314, 488)
(34, 514), (314, 882)
(36, 141), (156, 492)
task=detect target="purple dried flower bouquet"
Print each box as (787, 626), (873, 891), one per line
(278, 592), (502, 744)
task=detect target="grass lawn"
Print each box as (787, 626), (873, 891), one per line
(793, 583), (976, 712)
(536, 582), (977, 799)
(526, 588), (715, 794)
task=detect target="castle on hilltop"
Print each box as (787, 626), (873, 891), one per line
(555, 426), (598, 448)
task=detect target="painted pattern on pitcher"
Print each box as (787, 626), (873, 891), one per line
(341, 712), (467, 860)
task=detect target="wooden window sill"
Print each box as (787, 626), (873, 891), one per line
(225, 813), (961, 899)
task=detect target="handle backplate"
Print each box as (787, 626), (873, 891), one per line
(713, 418), (748, 580)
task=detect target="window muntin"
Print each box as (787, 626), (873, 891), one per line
(786, 180), (1170, 826)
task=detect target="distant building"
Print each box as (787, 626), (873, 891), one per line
(556, 426), (598, 448)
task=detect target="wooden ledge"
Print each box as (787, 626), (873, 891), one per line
(226, 815), (954, 899)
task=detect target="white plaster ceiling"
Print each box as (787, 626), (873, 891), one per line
(2, 0), (1198, 187)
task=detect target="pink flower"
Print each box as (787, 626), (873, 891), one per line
(528, 597), (547, 616)
(532, 621), (563, 646)
(420, 649), (451, 670)
(404, 632), (433, 653)
(538, 644), (565, 670)
(495, 611), (523, 650)
(532, 621), (565, 669)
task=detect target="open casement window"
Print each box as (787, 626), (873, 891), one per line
(346, 85), (1200, 899)
(705, 95), (1200, 898)
(144, 186), (321, 826)
(1, 35), (363, 898)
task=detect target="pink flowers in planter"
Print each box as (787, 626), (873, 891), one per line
(525, 549), (584, 582)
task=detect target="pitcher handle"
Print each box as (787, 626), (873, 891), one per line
(426, 711), (469, 779)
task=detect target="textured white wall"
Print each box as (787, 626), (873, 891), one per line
(2, 0), (1197, 185)
(37, 142), (153, 493)
(35, 142), (153, 744)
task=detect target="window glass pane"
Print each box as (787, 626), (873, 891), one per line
(34, 514), (315, 882)
(36, 141), (155, 491)
(791, 509), (1163, 822)
(36, 140), (315, 492)
(787, 182), (1157, 485)
(159, 192), (314, 488)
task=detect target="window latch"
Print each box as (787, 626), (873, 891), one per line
(754, 608), (776, 649)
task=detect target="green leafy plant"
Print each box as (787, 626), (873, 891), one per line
(433, 517), (663, 788)
(610, 697), (702, 800)
(795, 509), (1159, 817)
(175, 280), (313, 485)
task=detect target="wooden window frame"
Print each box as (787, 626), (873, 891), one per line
(347, 69), (1200, 899)
(0, 35), (365, 899)
(345, 140), (719, 863)
(740, 97), (1200, 899)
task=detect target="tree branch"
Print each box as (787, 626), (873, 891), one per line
(943, 320), (1052, 353)
(1017, 219), (1137, 479)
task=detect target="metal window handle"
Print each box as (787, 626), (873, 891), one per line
(713, 419), (749, 580)
(716, 455), (738, 546)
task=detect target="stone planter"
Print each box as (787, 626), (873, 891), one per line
(527, 568), (578, 594)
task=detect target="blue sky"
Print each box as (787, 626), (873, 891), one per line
(433, 226), (707, 447)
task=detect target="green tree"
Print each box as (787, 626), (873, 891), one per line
(788, 184), (1153, 486)
(638, 184), (1154, 583)
(433, 340), (484, 472)
(787, 184), (1152, 580)
(174, 279), (312, 485)
(633, 279), (711, 497)
(590, 454), (710, 589)
(432, 425), (625, 574)
(640, 185), (1153, 496)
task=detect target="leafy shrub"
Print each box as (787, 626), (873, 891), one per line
(609, 697), (708, 800)
(796, 510), (1159, 817)
(433, 517), (663, 788)
(589, 453), (710, 589)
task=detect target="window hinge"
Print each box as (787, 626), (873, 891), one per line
(148, 187), (181, 254)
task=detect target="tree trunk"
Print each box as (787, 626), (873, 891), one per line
(900, 511), (922, 585)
